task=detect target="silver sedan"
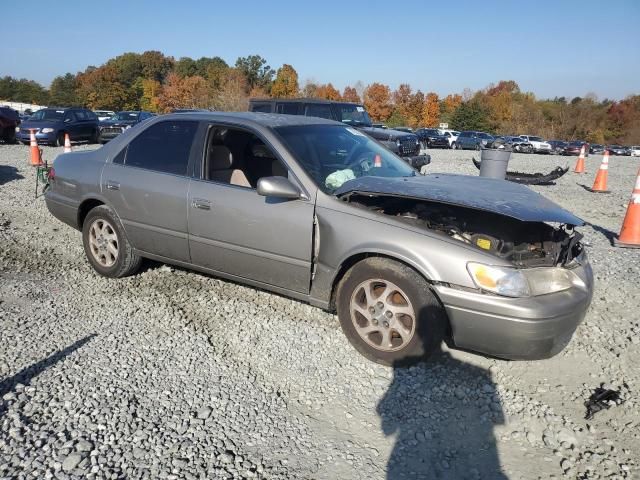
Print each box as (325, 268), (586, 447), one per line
(45, 112), (593, 365)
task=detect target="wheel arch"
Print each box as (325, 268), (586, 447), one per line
(328, 250), (440, 312)
(77, 198), (106, 229)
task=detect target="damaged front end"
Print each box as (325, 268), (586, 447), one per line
(341, 194), (584, 268)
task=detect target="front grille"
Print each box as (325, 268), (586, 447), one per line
(399, 137), (419, 156)
(101, 127), (124, 135)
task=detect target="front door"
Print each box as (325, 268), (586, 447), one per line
(188, 125), (315, 293)
(101, 119), (199, 263)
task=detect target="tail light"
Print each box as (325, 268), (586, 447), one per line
(48, 167), (55, 181)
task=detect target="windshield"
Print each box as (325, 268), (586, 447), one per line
(529, 136), (543, 142)
(337, 104), (372, 127)
(275, 124), (415, 194)
(29, 109), (65, 121)
(110, 111), (138, 121)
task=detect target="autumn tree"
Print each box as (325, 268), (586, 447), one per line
(139, 79), (162, 112)
(315, 83), (341, 100)
(157, 73), (212, 112)
(364, 83), (392, 121)
(301, 80), (319, 98)
(235, 55), (274, 91)
(49, 73), (79, 106)
(214, 68), (250, 111)
(392, 84), (413, 121)
(421, 93), (440, 127)
(406, 91), (424, 128)
(450, 100), (490, 131)
(342, 86), (361, 103)
(76, 65), (128, 110)
(271, 64), (299, 98)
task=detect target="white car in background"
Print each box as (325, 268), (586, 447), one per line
(94, 110), (115, 122)
(519, 135), (552, 154)
(439, 129), (460, 147)
(630, 146), (640, 157)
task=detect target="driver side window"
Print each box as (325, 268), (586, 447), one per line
(204, 126), (288, 189)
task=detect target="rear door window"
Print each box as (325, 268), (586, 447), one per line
(276, 103), (299, 115)
(251, 103), (272, 113)
(303, 103), (333, 120)
(123, 120), (198, 176)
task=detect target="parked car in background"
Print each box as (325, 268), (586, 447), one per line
(45, 112), (593, 365)
(414, 128), (450, 149)
(630, 146), (640, 157)
(393, 126), (414, 133)
(607, 145), (628, 156)
(548, 140), (568, 154)
(622, 146), (632, 156)
(495, 136), (533, 153)
(372, 123), (388, 129)
(17, 108), (99, 146)
(455, 131), (494, 150)
(0, 106), (20, 143)
(589, 144), (605, 154)
(248, 98), (429, 169)
(438, 129), (460, 147)
(94, 110), (116, 122)
(563, 141), (590, 156)
(98, 111), (156, 143)
(518, 135), (552, 154)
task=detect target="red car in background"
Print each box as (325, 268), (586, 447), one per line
(563, 141), (590, 156)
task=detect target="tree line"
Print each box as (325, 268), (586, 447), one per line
(1, 51), (638, 144)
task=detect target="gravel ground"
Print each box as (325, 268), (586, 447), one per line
(1, 143), (639, 479)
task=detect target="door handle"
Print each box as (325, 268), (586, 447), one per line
(192, 198), (211, 210)
(106, 180), (120, 191)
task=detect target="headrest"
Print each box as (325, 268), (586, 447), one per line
(209, 145), (233, 170)
(251, 143), (276, 159)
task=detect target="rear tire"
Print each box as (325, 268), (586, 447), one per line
(82, 205), (142, 278)
(336, 257), (446, 366)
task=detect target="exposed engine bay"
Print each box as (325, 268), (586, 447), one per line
(344, 194), (584, 268)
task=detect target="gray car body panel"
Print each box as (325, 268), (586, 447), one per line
(45, 112), (593, 360)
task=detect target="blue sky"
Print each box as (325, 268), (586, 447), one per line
(1, 0), (638, 100)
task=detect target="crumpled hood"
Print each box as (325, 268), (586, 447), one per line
(335, 173), (585, 225)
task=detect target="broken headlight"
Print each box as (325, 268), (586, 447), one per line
(523, 267), (585, 296)
(467, 262), (584, 297)
(467, 263), (530, 297)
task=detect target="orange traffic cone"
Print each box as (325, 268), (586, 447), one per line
(573, 145), (586, 173)
(63, 133), (72, 153)
(29, 129), (43, 166)
(614, 168), (640, 248)
(587, 150), (610, 193)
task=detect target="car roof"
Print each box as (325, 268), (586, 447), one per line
(249, 97), (363, 107)
(161, 111), (342, 128)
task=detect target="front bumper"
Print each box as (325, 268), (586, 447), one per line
(434, 262), (593, 360)
(16, 130), (56, 144)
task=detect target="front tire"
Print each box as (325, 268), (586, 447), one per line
(451, 142), (457, 149)
(82, 205), (142, 278)
(336, 257), (446, 366)
(55, 132), (65, 147)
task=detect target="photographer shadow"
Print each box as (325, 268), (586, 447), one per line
(377, 303), (507, 479)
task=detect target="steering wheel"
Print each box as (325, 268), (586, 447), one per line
(345, 146), (373, 173)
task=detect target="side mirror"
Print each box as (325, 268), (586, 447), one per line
(257, 176), (302, 200)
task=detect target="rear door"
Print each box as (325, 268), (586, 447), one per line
(101, 120), (199, 262)
(63, 111), (80, 140)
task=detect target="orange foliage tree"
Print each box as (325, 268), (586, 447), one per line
(315, 83), (341, 100)
(364, 83), (392, 121)
(421, 93), (440, 127)
(342, 86), (361, 103)
(271, 64), (299, 98)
